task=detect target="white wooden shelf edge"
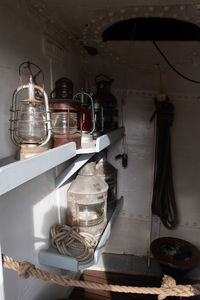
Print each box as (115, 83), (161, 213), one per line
(96, 127), (124, 152)
(76, 127), (125, 154)
(39, 197), (123, 272)
(0, 142), (76, 196)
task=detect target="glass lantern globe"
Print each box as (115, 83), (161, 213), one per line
(50, 101), (81, 148)
(15, 100), (46, 143)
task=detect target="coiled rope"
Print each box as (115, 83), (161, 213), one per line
(2, 254), (200, 300)
(150, 97), (178, 229)
(50, 224), (98, 265)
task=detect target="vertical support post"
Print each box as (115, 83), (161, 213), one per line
(0, 245), (5, 300)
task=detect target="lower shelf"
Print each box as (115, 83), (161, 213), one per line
(39, 197), (123, 272)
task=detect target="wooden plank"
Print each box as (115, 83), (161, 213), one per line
(70, 271), (161, 300)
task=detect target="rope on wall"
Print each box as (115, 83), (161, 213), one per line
(150, 96), (178, 229)
(2, 254), (200, 300)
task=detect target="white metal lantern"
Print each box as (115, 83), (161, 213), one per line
(10, 62), (51, 159)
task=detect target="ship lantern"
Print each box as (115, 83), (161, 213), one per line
(67, 162), (108, 238)
(96, 150), (118, 210)
(94, 74), (118, 133)
(10, 62), (51, 160)
(50, 78), (81, 149)
(74, 91), (95, 148)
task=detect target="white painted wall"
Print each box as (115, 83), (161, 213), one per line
(104, 89), (200, 257)
(0, 2), (82, 299)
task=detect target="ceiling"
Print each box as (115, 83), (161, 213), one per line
(9, 0), (200, 92)
(27, 0), (200, 40)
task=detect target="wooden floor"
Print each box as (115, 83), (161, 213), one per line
(58, 270), (200, 300)
(68, 270), (161, 300)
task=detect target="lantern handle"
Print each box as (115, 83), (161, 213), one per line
(95, 74), (114, 84)
(18, 61), (45, 90)
(50, 88), (56, 99)
(74, 92), (95, 135)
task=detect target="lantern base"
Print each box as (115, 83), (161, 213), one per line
(53, 133), (81, 149)
(81, 132), (95, 148)
(16, 145), (48, 160)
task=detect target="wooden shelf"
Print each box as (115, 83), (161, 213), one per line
(39, 197), (123, 272)
(0, 142), (76, 196)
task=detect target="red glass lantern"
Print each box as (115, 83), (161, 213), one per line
(74, 91), (95, 147)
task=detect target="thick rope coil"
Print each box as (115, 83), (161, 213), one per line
(50, 224), (98, 265)
(2, 254), (200, 299)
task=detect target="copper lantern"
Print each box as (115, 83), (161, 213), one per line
(50, 78), (81, 149)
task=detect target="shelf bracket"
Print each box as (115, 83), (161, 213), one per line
(56, 153), (95, 189)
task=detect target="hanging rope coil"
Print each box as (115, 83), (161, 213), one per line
(3, 254), (200, 299)
(50, 224), (98, 265)
(150, 96), (178, 229)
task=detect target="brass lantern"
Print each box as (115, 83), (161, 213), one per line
(10, 62), (51, 159)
